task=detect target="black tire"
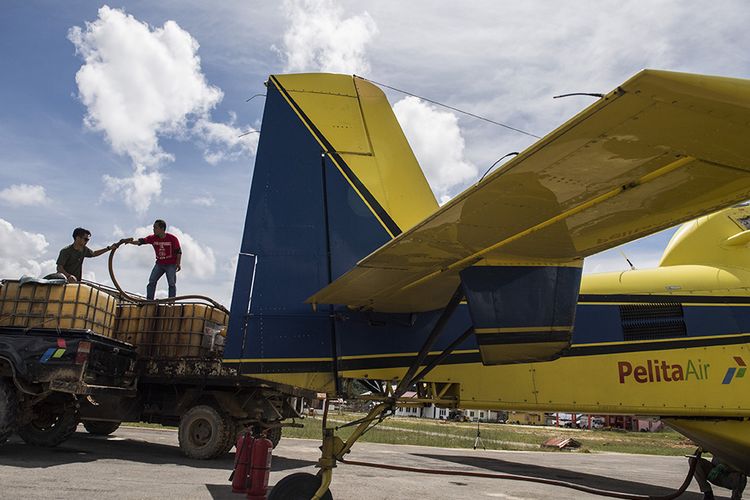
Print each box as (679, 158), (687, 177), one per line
(83, 420), (121, 436)
(266, 426), (282, 449)
(268, 472), (333, 500)
(178, 405), (231, 459)
(220, 419), (239, 455)
(0, 379), (18, 445)
(17, 405), (78, 447)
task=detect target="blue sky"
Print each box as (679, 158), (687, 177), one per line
(1, 1), (749, 306)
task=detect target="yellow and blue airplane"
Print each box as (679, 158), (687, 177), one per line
(225, 69), (750, 497)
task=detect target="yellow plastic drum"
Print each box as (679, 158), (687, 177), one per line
(114, 302), (227, 358)
(0, 280), (117, 337)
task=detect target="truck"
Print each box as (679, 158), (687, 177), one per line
(77, 350), (306, 458)
(0, 325), (137, 447)
(0, 278), (306, 459)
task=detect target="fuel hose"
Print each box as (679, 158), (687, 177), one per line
(106, 244), (229, 314)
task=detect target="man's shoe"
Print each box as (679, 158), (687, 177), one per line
(703, 492), (715, 500)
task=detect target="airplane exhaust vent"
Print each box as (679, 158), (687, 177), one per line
(619, 303), (686, 341)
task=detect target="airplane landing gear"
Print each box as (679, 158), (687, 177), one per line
(306, 401), (392, 500)
(306, 289), (466, 499)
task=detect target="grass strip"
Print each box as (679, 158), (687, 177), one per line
(282, 413), (695, 456)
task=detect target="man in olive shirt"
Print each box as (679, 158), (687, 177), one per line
(56, 227), (119, 283)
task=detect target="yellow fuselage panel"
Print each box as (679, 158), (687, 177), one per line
(580, 265), (750, 296)
(660, 206), (750, 268)
(580, 205), (750, 296)
(340, 341), (750, 417)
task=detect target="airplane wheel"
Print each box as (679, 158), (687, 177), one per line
(268, 472), (333, 500)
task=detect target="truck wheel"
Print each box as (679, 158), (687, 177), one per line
(178, 405), (231, 459)
(266, 426), (282, 449)
(0, 379), (18, 444)
(17, 406), (78, 447)
(220, 419), (239, 455)
(83, 420), (121, 436)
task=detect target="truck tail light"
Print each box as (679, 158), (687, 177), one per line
(75, 341), (91, 365)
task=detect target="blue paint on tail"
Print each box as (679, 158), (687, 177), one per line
(226, 77), (391, 371)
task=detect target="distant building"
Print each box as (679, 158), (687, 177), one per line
(392, 393), (502, 421)
(507, 411), (545, 425)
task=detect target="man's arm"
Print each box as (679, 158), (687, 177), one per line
(124, 236), (148, 246)
(56, 249), (75, 282)
(56, 263), (75, 282)
(173, 235), (182, 272)
(90, 245), (113, 257)
(90, 237), (137, 257)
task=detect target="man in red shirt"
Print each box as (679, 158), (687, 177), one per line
(127, 219), (182, 300)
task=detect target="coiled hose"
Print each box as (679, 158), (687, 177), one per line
(107, 244), (229, 313)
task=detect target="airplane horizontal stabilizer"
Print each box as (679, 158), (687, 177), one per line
(308, 70), (750, 313)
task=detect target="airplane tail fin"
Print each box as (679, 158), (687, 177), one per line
(224, 74), (437, 390)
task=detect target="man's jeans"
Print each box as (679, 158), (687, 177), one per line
(147, 263), (177, 300)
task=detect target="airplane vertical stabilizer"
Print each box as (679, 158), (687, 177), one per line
(225, 74), (439, 391)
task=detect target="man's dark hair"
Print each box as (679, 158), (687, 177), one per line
(154, 219), (167, 230)
(72, 227), (91, 240)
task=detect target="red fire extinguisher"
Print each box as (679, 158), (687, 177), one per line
(246, 436), (273, 500)
(231, 433), (253, 493)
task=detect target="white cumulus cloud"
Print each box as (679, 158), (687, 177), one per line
(68, 6), (254, 214)
(0, 184), (50, 206)
(69, 6), (222, 168)
(278, 0), (378, 74)
(102, 166), (162, 214)
(194, 114), (258, 165)
(0, 219), (55, 278)
(393, 96), (477, 203)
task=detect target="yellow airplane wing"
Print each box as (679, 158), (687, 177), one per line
(308, 70), (750, 313)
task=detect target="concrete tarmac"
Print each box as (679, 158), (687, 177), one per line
(0, 425), (738, 499)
